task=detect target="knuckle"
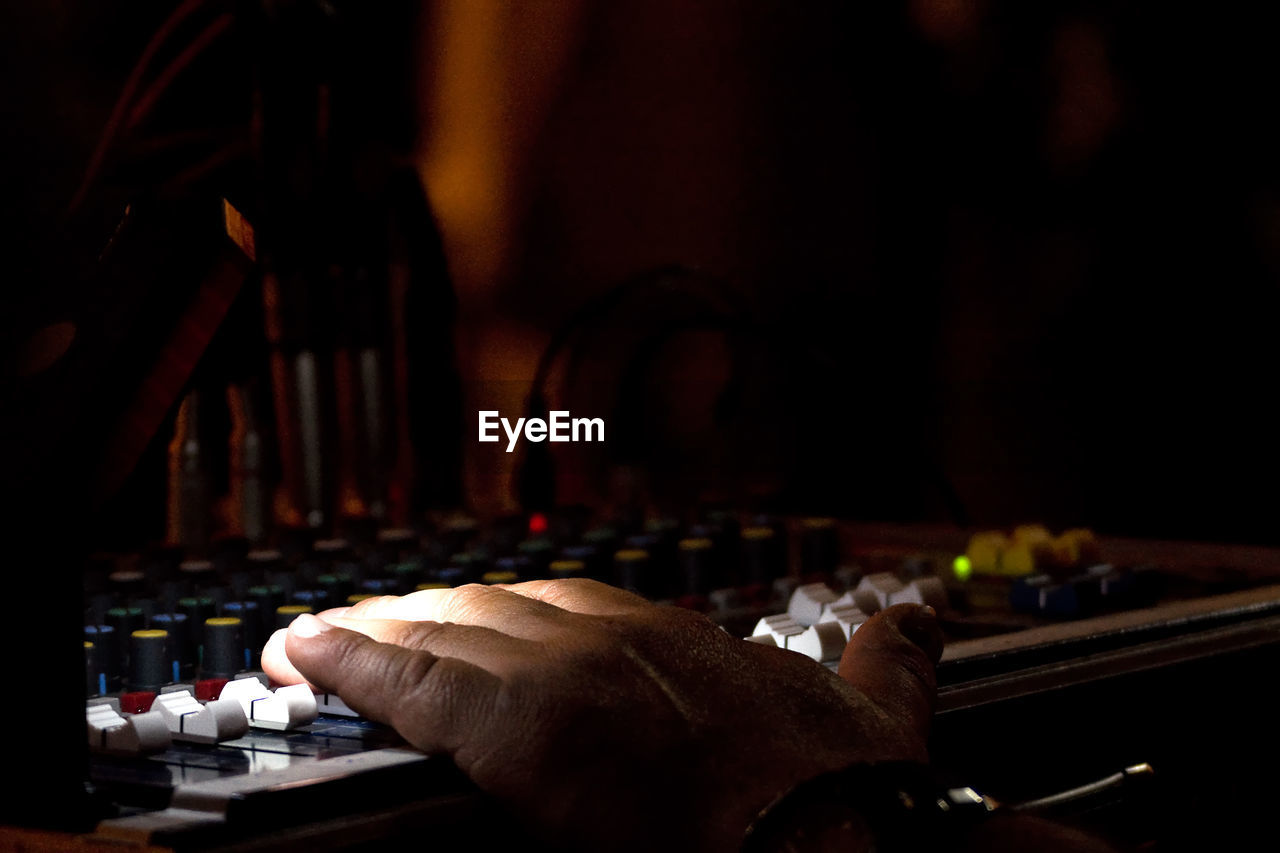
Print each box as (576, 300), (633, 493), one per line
(444, 583), (501, 622)
(392, 648), (443, 697)
(401, 619), (450, 649)
(349, 594), (396, 617)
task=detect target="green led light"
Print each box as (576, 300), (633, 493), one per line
(952, 555), (973, 582)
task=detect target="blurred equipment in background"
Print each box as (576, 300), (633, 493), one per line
(0, 0), (461, 830)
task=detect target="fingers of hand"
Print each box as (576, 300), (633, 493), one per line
(261, 626), (308, 686)
(496, 577), (653, 616)
(282, 614), (500, 754)
(838, 604), (942, 740)
(319, 584), (576, 640)
(320, 615), (538, 672)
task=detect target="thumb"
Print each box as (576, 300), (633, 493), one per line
(837, 603), (943, 741)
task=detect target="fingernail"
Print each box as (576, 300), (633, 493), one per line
(901, 605), (939, 650)
(289, 612), (331, 638)
(324, 606), (352, 619)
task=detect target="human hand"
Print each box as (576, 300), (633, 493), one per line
(262, 579), (943, 852)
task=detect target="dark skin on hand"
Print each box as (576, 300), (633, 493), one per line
(261, 579), (1111, 853)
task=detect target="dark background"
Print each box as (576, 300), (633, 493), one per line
(4, 0), (1280, 545)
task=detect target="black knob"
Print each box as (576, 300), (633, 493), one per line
(222, 601), (263, 668)
(128, 629), (171, 692)
(203, 617), (245, 678)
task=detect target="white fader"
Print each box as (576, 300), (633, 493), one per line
(152, 690), (250, 744)
(787, 582), (840, 626)
(220, 676), (319, 731)
(788, 622), (849, 663)
(315, 692), (360, 717)
(748, 572), (944, 664)
(853, 573), (904, 613)
(888, 576), (948, 611)
(818, 602), (869, 640)
(750, 613), (807, 649)
(86, 703), (171, 755)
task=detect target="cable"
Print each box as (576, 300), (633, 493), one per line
(125, 12), (235, 133)
(515, 265), (749, 510)
(1012, 763), (1155, 817)
(66, 0), (221, 216)
(529, 264), (745, 407)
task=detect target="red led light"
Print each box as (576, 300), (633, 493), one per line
(528, 512), (549, 535)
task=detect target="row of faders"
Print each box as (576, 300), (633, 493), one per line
(82, 510), (844, 665)
(740, 523), (1164, 667)
(955, 525), (1159, 618)
(85, 671), (318, 756)
(84, 613), (361, 756)
(746, 573), (948, 666)
(79, 510), (832, 754)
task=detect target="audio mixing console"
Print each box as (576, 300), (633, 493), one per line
(55, 514), (1280, 848)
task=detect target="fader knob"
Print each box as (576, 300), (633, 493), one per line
(376, 528), (419, 564)
(85, 642), (101, 697)
(149, 613), (193, 679)
(317, 573), (355, 603)
(105, 607), (145, 643)
(129, 629), (171, 692)
(517, 538), (555, 577)
(276, 604), (312, 630)
(292, 589), (332, 611)
(389, 562), (426, 594)
(493, 556), (531, 584)
(313, 538), (353, 563)
(549, 559), (586, 581)
(581, 527), (619, 555)
(678, 538), (717, 595)
(560, 545), (602, 581)
(222, 601), (263, 668)
(178, 559), (217, 592)
(247, 549), (284, 581)
(178, 597), (215, 644)
(742, 526), (783, 584)
(249, 585), (285, 636)
(107, 570), (146, 600)
(800, 518), (839, 576)
(203, 617), (245, 678)
(614, 549), (652, 596)
(84, 624), (121, 691)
